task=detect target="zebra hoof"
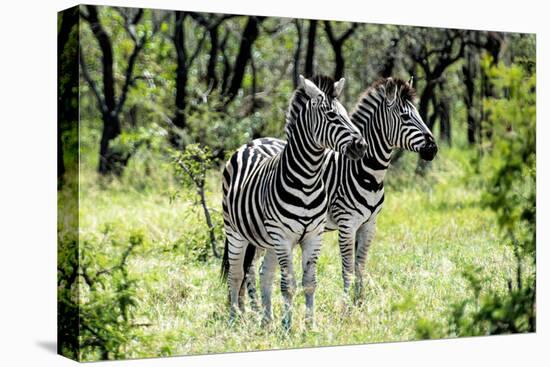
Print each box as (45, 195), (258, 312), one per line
(353, 295), (365, 307)
(305, 317), (317, 331)
(229, 309), (243, 327)
(281, 316), (292, 331)
(250, 300), (261, 313)
(340, 294), (353, 315)
(261, 315), (273, 327)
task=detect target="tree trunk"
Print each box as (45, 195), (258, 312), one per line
(207, 26), (219, 90)
(439, 97), (451, 145)
(57, 113), (65, 180)
(304, 20), (317, 77)
(198, 185), (219, 258)
(333, 44), (345, 80)
(251, 56), (257, 112)
(416, 78), (437, 176)
(419, 79), (436, 129)
(220, 32), (231, 95)
(57, 9), (79, 181)
(380, 38), (399, 78)
(173, 11), (188, 129)
(428, 93), (439, 136)
(463, 47), (477, 144)
(98, 113), (122, 174)
(85, 6), (122, 174)
(82, 5), (147, 175)
(292, 20), (303, 88)
(224, 16), (264, 104)
(324, 22), (357, 80)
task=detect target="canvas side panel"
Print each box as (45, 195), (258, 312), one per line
(57, 5), (80, 362)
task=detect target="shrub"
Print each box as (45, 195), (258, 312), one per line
(415, 59), (536, 339)
(58, 227), (144, 361)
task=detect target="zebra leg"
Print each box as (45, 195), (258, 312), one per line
(259, 249), (277, 323)
(338, 229), (356, 297)
(301, 236), (322, 326)
(244, 248), (264, 312)
(238, 278), (246, 312)
(226, 234), (248, 323)
(354, 217), (378, 305)
(276, 243), (296, 330)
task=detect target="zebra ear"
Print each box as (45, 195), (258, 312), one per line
(333, 78), (346, 98)
(299, 75), (324, 99)
(408, 76), (414, 88)
(385, 78), (398, 105)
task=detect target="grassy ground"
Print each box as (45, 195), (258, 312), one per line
(77, 147), (524, 360)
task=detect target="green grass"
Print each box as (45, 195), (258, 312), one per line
(76, 146), (527, 360)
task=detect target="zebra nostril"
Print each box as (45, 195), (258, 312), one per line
(348, 138), (367, 159)
(357, 139), (367, 152)
(424, 133), (434, 143)
(419, 140), (438, 161)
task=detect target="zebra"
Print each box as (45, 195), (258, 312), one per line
(221, 75), (367, 329)
(246, 77), (438, 307)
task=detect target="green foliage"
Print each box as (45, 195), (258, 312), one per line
(170, 144), (222, 260)
(171, 144), (214, 191)
(109, 123), (168, 162)
(58, 224), (145, 361)
(414, 60), (536, 339)
(477, 59), (536, 331)
(481, 60), (536, 257)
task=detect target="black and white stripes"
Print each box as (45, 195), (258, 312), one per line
(323, 77), (437, 299)
(221, 75), (366, 328)
(250, 77), (437, 305)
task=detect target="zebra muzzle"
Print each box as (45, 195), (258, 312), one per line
(419, 141), (438, 161)
(344, 138), (367, 161)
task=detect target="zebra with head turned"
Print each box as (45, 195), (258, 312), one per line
(248, 77), (437, 307)
(221, 75), (367, 328)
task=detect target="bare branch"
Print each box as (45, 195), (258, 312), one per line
(340, 23), (359, 42)
(187, 31), (208, 66)
(79, 7), (91, 22)
(261, 19), (293, 35)
(116, 7), (144, 43)
(115, 41), (144, 116)
(324, 21), (358, 44)
(94, 240), (138, 279)
(79, 47), (105, 114)
(324, 21), (336, 44)
(131, 8), (144, 25)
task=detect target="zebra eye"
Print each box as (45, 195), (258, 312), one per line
(326, 111), (338, 119)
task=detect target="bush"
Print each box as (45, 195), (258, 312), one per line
(58, 226), (144, 361)
(415, 59), (536, 339)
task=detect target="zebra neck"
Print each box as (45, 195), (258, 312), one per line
(279, 124), (326, 188)
(351, 91), (393, 182)
(279, 134), (325, 186)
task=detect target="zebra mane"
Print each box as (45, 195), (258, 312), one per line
(285, 74), (336, 137)
(358, 77), (417, 106)
(309, 75), (337, 98)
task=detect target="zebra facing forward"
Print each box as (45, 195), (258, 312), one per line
(221, 75), (366, 328)
(248, 77), (438, 306)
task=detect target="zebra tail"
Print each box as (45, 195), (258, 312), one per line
(221, 237), (230, 281)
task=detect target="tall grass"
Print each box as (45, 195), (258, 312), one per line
(74, 145), (530, 360)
